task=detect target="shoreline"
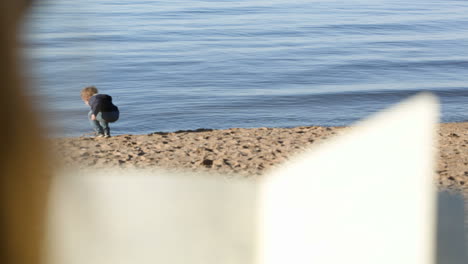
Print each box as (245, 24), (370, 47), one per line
(59, 120), (468, 139)
(51, 122), (468, 196)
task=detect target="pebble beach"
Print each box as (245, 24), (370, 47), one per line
(51, 122), (468, 196)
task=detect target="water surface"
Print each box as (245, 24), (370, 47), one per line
(24, 0), (468, 136)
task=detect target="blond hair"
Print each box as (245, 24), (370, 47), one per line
(1, 0), (50, 264)
(80, 86), (98, 101)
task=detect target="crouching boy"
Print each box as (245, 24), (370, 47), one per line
(80, 86), (119, 138)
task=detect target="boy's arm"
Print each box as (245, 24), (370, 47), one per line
(89, 96), (101, 116)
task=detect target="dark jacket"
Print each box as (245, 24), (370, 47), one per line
(89, 94), (119, 116)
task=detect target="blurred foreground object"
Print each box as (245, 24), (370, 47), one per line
(261, 93), (437, 264)
(48, 94), (466, 264)
(1, 1), (50, 264)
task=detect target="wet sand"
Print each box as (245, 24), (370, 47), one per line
(51, 123), (468, 196)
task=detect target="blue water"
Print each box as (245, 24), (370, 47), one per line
(24, 0), (468, 137)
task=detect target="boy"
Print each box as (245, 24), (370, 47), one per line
(80, 86), (119, 138)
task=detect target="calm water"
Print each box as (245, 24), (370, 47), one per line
(24, 0), (468, 137)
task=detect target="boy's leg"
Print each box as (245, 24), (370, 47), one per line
(101, 111), (119, 137)
(89, 111), (104, 136)
(95, 112), (111, 137)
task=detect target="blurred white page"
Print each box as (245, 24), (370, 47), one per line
(259, 93), (438, 264)
(48, 93), (438, 264)
(48, 172), (258, 264)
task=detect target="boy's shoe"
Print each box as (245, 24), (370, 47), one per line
(96, 133), (105, 138)
(104, 134), (111, 138)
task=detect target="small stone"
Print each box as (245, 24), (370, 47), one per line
(202, 159), (213, 167)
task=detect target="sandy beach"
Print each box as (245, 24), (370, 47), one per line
(50, 122), (468, 196)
